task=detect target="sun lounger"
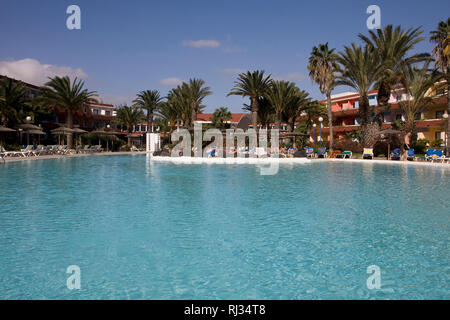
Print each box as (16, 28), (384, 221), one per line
(407, 149), (416, 161)
(1, 146), (27, 157)
(430, 150), (444, 162)
(390, 148), (401, 160)
(20, 145), (35, 157)
(363, 148), (374, 159)
(306, 147), (314, 158)
(32, 145), (46, 156)
(336, 151), (353, 159)
(419, 149), (436, 161)
(317, 147), (327, 158)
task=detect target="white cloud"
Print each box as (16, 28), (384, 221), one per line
(182, 40), (221, 48)
(158, 77), (184, 86)
(0, 58), (88, 86)
(273, 72), (305, 82)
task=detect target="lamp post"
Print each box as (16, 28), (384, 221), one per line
(106, 124), (111, 152)
(318, 117), (323, 144)
(25, 116), (32, 145)
(312, 123), (317, 149)
(444, 112), (449, 157)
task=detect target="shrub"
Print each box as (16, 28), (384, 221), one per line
(430, 139), (444, 148)
(333, 139), (363, 153)
(412, 139), (428, 154)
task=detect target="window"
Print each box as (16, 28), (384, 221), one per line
(354, 101), (359, 109)
(414, 112), (422, 120)
(105, 110), (111, 116)
(369, 95), (377, 106)
(93, 109), (99, 115)
(436, 111), (444, 119)
(354, 118), (361, 125)
(435, 132), (443, 140)
(396, 114), (403, 121)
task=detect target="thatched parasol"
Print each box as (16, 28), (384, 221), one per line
(379, 129), (402, 160)
(18, 123), (41, 130)
(0, 125), (16, 132)
(51, 126), (75, 145)
(0, 125), (16, 146)
(91, 129), (120, 151)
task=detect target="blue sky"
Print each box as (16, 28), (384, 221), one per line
(0, 0), (449, 112)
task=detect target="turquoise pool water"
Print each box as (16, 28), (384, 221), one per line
(0, 155), (449, 299)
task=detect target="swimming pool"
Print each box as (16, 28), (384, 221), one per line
(0, 155), (449, 299)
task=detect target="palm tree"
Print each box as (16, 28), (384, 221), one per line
(0, 77), (29, 127)
(336, 43), (381, 146)
(211, 107), (232, 129)
(37, 76), (97, 148)
(265, 80), (297, 129)
(115, 105), (144, 147)
(228, 70), (272, 130)
(242, 96), (273, 129)
(133, 90), (163, 133)
(430, 18), (450, 155)
(167, 86), (190, 127)
(283, 88), (315, 134)
(184, 79), (212, 127)
(307, 43), (338, 151)
(398, 60), (442, 138)
(156, 100), (180, 136)
(359, 25), (428, 116)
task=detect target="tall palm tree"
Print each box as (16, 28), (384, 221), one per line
(307, 43), (338, 151)
(115, 105), (144, 147)
(228, 70), (272, 130)
(133, 90), (163, 133)
(0, 77), (29, 127)
(37, 76), (97, 148)
(430, 18), (450, 155)
(211, 107), (232, 129)
(336, 43), (381, 146)
(183, 79), (212, 127)
(265, 80), (297, 129)
(359, 25), (428, 117)
(398, 60), (442, 138)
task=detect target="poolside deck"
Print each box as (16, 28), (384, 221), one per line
(1, 151), (146, 163)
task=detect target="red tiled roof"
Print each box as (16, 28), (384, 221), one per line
(196, 113), (248, 123)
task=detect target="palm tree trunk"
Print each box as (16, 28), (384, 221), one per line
(147, 110), (152, 134)
(251, 97), (259, 131)
(326, 91), (333, 151)
(66, 111), (73, 149)
(127, 130), (132, 148)
(191, 102), (196, 129)
(275, 111), (281, 130)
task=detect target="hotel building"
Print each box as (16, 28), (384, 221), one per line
(317, 84), (448, 144)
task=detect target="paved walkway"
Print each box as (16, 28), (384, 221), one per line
(1, 151), (146, 163)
